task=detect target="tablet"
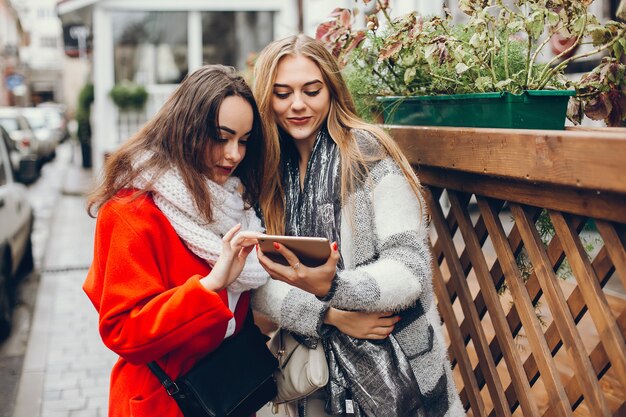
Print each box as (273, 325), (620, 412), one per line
(258, 234), (331, 267)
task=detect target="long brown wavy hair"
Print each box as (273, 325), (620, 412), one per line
(87, 65), (266, 223)
(253, 34), (423, 235)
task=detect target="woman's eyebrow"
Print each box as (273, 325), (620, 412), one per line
(273, 80), (323, 88)
(219, 126), (252, 136)
(219, 126), (236, 134)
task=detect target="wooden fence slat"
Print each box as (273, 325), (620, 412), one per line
(426, 188), (510, 417)
(595, 220), (626, 292)
(494, 238), (615, 416)
(549, 211), (626, 388)
(460, 208), (567, 402)
(511, 204), (611, 417)
(449, 192), (540, 416)
(430, 250), (485, 414)
(525, 244), (615, 385)
(543, 311), (626, 417)
(477, 197), (573, 417)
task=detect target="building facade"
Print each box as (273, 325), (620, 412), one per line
(0, 0), (24, 106)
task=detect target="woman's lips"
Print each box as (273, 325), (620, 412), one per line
(288, 117), (312, 125)
(217, 166), (233, 174)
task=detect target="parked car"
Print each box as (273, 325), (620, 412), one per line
(0, 126), (35, 340)
(21, 107), (58, 161)
(37, 102), (70, 143)
(0, 107), (40, 183)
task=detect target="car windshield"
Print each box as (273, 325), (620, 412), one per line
(22, 111), (47, 129)
(0, 117), (19, 132)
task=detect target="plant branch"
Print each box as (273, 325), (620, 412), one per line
(536, 15), (587, 86)
(377, 1), (395, 29)
(526, 24), (565, 87)
(371, 67), (399, 92)
(537, 27), (626, 89)
(430, 72), (464, 85)
(504, 30), (510, 79)
(524, 35), (532, 88)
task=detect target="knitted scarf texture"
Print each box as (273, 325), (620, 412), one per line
(133, 161), (268, 293)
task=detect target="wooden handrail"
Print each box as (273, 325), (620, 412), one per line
(388, 126), (626, 195)
(389, 125), (626, 417)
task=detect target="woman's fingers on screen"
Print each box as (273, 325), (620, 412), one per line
(222, 223), (242, 242)
(230, 230), (260, 248)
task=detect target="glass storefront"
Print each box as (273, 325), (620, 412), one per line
(201, 11), (274, 71)
(112, 10), (274, 85)
(113, 11), (188, 84)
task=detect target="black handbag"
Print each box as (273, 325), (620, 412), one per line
(148, 313), (278, 417)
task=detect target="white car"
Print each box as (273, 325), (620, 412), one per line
(20, 107), (58, 162)
(0, 107), (42, 181)
(0, 126), (34, 339)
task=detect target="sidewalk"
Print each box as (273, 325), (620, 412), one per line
(13, 160), (117, 417)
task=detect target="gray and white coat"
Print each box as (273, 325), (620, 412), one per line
(252, 130), (464, 417)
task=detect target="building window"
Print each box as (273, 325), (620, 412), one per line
(201, 11), (274, 71)
(113, 11), (188, 85)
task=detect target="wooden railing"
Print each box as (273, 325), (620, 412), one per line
(390, 126), (626, 417)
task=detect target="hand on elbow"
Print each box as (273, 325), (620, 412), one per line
(324, 308), (401, 340)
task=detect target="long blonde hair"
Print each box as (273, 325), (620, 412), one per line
(254, 34), (422, 234)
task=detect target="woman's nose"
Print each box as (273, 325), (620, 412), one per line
(224, 142), (241, 161)
(291, 92), (306, 111)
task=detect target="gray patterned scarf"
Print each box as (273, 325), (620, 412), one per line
(281, 128), (421, 416)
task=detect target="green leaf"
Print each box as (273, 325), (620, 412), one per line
(507, 21), (524, 33)
(469, 32), (481, 47)
(455, 62), (470, 74)
(404, 67), (417, 84)
(613, 41), (624, 59)
(571, 15), (586, 34)
(546, 11), (560, 27)
(588, 25), (610, 46)
(424, 43), (438, 59)
(403, 55), (417, 67)
(528, 12), (545, 39)
(495, 79), (514, 89)
(475, 76), (493, 92)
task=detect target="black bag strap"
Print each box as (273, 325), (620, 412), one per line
(147, 308), (256, 397)
(147, 361), (181, 397)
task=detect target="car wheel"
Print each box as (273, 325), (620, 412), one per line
(17, 235), (34, 277)
(0, 264), (12, 341)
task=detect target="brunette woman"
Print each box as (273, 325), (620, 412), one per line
(84, 65), (268, 417)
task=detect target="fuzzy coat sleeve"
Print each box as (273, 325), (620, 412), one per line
(330, 157), (432, 313)
(251, 278), (328, 337)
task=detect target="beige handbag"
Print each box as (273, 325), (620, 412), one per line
(268, 328), (329, 405)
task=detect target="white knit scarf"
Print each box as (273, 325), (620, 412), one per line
(133, 160), (268, 294)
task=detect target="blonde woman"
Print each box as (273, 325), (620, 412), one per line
(252, 35), (464, 417)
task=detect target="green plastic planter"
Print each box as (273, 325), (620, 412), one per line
(377, 90), (576, 130)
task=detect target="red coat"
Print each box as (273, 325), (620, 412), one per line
(84, 190), (251, 417)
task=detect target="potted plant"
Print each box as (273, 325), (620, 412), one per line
(316, 0), (626, 129)
(109, 81), (149, 143)
(109, 81), (148, 112)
